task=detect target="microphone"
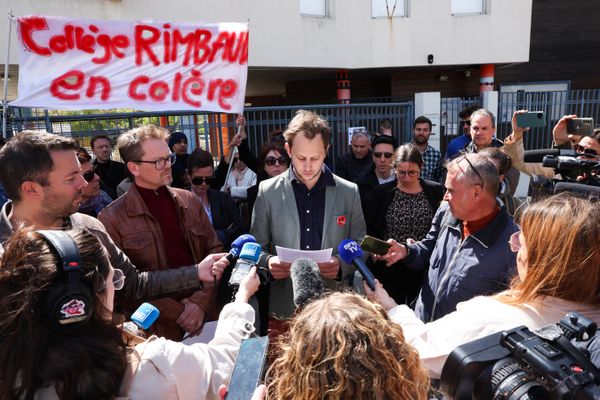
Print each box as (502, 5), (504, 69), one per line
(226, 234), (257, 262)
(523, 148), (575, 163)
(554, 182), (600, 197)
(338, 239), (376, 291)
(228, 242), (262, 287)
(122, 302), (160, 338)
(291, 258), (324, 308)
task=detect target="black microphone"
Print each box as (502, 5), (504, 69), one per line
(338, 239), (376, 291)
(554, 182), (600, 197)
(523, 148), (576, 163)
(291, 258), (324, 308)
(226, 234), (257, 262)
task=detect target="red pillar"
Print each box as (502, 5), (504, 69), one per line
(479, 64), (495, 93)
(336, 69), (351, 104)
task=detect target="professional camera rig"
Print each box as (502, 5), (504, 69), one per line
(440, 312), (600, 400)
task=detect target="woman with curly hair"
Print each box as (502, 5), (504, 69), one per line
(265, 292), (429, 400)
(0, 227), (259, 399)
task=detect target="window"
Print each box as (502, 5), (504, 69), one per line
(300, 0), (327, 17)
(451, 0), (485, 15)
(372, 0), (407, 18)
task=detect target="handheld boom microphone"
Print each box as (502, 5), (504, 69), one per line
(122, 302), (160, 337)
(291, 258), (324, 308)
(226, 234), (257, 262)
(228, 242), (262, 287)
(338, 239), (376, 291)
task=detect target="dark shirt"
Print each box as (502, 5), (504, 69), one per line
(290, 166), (336, 251)
(136, 184), (194, 268)
(335, 151), (374, 183)
(93, 159), (127, 199)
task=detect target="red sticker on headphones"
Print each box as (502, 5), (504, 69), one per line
(60, 299), (86, 322)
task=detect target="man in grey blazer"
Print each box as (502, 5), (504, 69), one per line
(250, 110), (367, 328)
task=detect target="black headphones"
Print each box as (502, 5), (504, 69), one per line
(38, 230), (94, 333)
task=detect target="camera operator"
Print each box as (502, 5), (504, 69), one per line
(366, 192), (600, 379)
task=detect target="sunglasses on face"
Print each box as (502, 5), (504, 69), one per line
(191, 176), (216, 185)
(82, 169), (96, 182)
(461, 120), (472, 126)
(574, 145), (598, 156)
(373, 152), (393, 159)
(264, 156), (289, 166)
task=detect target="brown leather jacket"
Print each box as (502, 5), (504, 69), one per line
(0, 202), (204, 301)
(99, 185), (223, 340)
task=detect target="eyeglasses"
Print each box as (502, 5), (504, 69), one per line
(461, 120), (471, 126)
(397, 170), (420, 177)
(264, 156), (289, 166)
(508, 231), (521, 253)
(134, 152), (176, 170)
(82, 169), (96, 182)
(99, 268), (125, 292)
(456, 155), (485, 188)
(191, 176), (216, 186)
(373, 152), (393, 159)
(574, 145), (598, 156)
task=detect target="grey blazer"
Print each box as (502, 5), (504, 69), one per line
(250, 171), (367, 318)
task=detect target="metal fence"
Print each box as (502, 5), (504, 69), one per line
(5, 88), (600, 162)
(498, 89), (600, 149)
(6, 102), (414, 170)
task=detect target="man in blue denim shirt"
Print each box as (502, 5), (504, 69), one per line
(378, 153), (518, 322)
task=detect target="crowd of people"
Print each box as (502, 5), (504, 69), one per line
(0, 106), (598, 399)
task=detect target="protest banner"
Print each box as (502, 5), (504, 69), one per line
(10, 15), (248, 113)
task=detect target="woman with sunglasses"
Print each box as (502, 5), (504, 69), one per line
(365, 144), (444, 305)
(245, 141), (291, 225)
(187, 148), (246, 250)
(0, 227), (260, 399)
(75, 146), (113, 218)
(366, 192), (600, 380)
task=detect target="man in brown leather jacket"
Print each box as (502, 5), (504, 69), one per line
(99, 125), (223, 340)
(0, 131), (226, 318)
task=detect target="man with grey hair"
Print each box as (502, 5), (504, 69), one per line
(463, 108), (520, 194)
(377, 153), (518, 322)
(335, 128), (373, 183)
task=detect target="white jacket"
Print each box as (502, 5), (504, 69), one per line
(389, 294), (600, 379)
(127, 302), (255, 399)
(33, 302), (255, 400)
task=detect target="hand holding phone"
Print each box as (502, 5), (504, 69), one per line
(516, 111), (546, 128)
(567, 118), (594, 137)
(360, 235), (392, 255)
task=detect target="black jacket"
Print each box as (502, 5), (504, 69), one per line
(207, 188), (247, 249)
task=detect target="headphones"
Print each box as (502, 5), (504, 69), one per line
(37, 230), (94, 333)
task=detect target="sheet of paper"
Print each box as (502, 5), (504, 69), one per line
(275, 246), (333, 263)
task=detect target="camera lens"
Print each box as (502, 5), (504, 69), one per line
(537, 113), (543, 119)
(488, 358), (547, 400)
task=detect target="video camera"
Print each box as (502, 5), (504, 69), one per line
(441, 312), (600, 400)
(524, 149), (600, 198)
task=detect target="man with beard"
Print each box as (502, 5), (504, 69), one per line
(412, 116), (442, 182)
(98, 125), (223, 340)
(0, 131), (226, 309)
